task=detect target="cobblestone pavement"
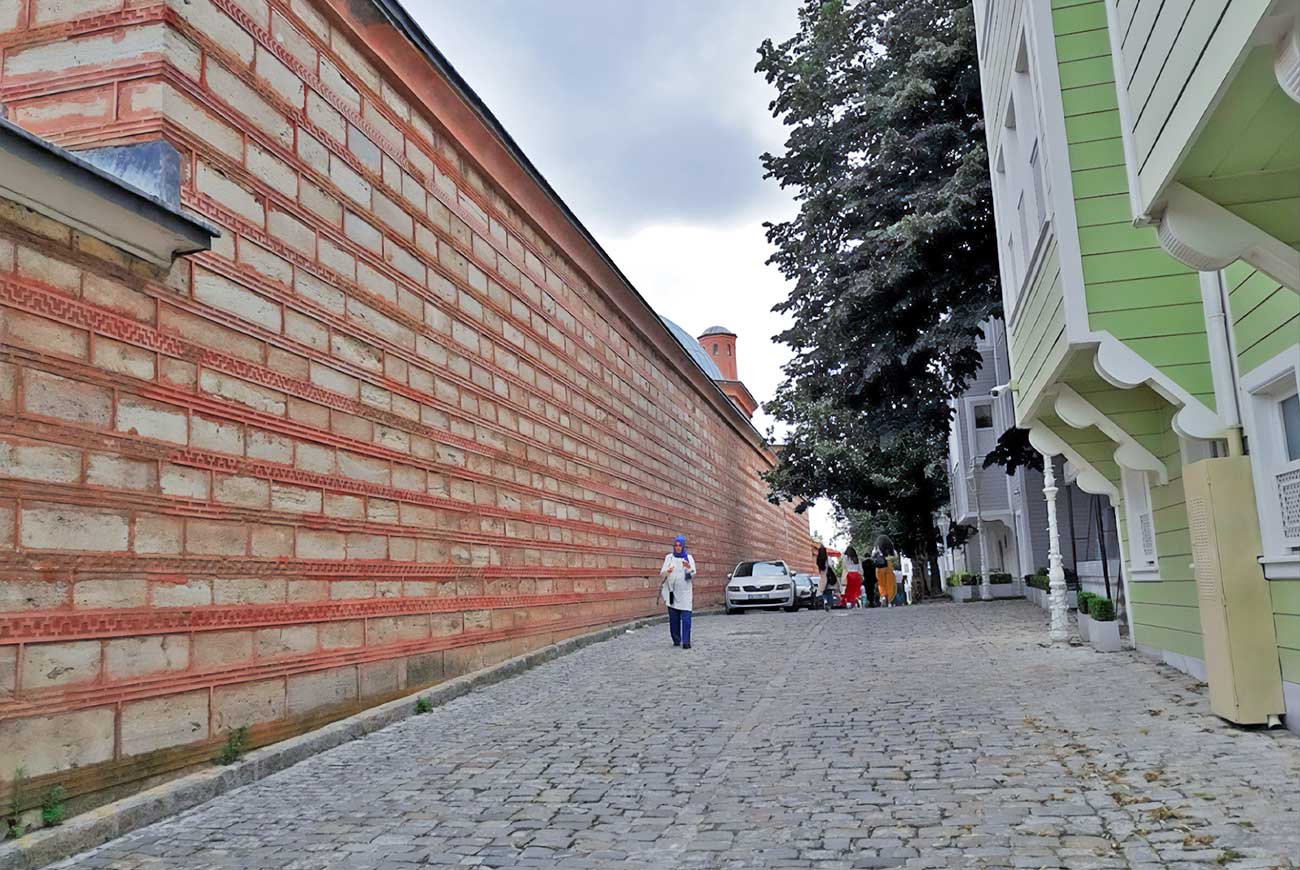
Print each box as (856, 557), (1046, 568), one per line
(55, 602), (1300, 869)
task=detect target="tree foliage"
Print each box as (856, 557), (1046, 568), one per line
(982, 426), (1044, 475)
(757, 0), (1000, 559)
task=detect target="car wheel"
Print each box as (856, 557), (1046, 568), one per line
(724, 604), (738, 615)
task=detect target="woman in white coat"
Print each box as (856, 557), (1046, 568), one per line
(659, 534), (697, 649)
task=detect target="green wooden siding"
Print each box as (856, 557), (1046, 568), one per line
(1270, 582), (1300, 684)
(1055, 1), (1215, 411)
(1223, 261), (1300, 376)
(1009, 242), (1068, 413)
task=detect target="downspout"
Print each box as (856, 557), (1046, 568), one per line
(1200, 270), (1245, 455)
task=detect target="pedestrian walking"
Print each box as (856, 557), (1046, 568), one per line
(816, 545), (837, 611)
(900, 553), (915, 605)
(842, 545), (864, 608)
(873, 535), (898, 607)
(660, 534), (696, 649)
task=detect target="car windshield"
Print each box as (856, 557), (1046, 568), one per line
(734, 561), (786, 577)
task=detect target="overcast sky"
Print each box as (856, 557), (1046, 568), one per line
(411, 1), (841, 544)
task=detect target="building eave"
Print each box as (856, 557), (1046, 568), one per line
(0, 117), (216, 266)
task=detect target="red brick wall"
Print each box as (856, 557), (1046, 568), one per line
(0, 0), (813, 804)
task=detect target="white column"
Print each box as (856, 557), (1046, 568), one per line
(1042, 453), (1068, 643)
(972, 461), (991, 601)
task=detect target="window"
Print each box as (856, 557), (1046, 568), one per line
(713, 343), (719, 354)
(726, 345), (732, 356)
(1121, 468), (1159, 579)
(974, 404), (994, 429)
(1282, 393), (1300, 462)
(1029, 141), (1047, 229)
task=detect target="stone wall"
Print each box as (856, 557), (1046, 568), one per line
(0, 0), (813, 812)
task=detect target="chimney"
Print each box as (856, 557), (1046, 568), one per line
(698, 326), (737, 381)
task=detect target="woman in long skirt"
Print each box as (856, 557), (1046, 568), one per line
(873, 535), (898, 607)
(842, 545), (864, 607)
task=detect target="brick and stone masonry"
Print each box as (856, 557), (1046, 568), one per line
(0, 0), (815, 814)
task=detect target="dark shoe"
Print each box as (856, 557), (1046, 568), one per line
(682, 643), (691, 650)
(672, 641), (680, 646)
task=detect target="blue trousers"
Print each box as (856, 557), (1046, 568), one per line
(668, 607), (692, 645)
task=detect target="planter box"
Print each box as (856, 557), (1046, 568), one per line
(948, 585), (972, 602)
(1090, 619), (1121, 652)
(1077, 612), (1091, 643)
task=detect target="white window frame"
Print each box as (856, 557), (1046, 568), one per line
(1121, 466), (1159, 581)
(1241, 348), (1300, 579)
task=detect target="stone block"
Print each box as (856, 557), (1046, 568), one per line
(213, 576), (284, 605)
(254, 625), (318, 659)
(135, 514), (184, 554)
(200, 370), (286, 416)
(0, 439), (82, 484)
(213, 678), (286, 732)
(271, 483), (321, 513)
(359, 659), (402, 697)
(194, 268), (281, 332)
(115, 396), (188, 444)
(297, 528), (344, 560)
(86, 453), (158, 491)
(286, 665), (357, 715)
(204, 57), (291, 147)
(190, 414), (245, 456)
(92, 337), (156, 380)
(186, 518), (246, 556)
(151, 577), (212, 608)
(195, 161), (263, 226)
(214, 473), (271, 508)
(160, 463), (210, 499)
(22, 369), (111, 427)
(22, 640), (101, 689)
(106, 634), (190, 680)
(120, 690), (209, 756)
(74, 576), (148, 609)
(0, 707), (114, 778)
(319, 620), (365, 649)
(22, 504), (128, 551)
(405, 651), (443, 686)
(0, 578), (69, 611)
(192, 630), (254, 669)
(167, 0), (253, 64)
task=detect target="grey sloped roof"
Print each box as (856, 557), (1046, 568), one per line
(660, 317), (724, 380)
(700, 325), (735, 336)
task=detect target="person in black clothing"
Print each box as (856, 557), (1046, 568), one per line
(816, 545), (837, 611)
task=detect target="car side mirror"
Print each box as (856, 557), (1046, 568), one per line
(726, 573), (732, 580)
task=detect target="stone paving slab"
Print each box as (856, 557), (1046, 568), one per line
(45, 603), (1300, 868)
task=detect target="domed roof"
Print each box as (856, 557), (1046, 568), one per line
(700, 325), (735, 336)
(660, 317), (724, 380)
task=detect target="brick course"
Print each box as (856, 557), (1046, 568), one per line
(0, 0), (816, 809)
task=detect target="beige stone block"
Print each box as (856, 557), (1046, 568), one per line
(368, 615), (428, 646)
(214, 473), (270, 508)
(92, 337), (155, 381)
(116, 395), (188, 445)
(204, 58), (291, 148)
(106, 634), (189, 680)
(194, 267), (281, 332)
(195, 160), (263, 226)
(246, 141), (297, 198)
(0, 708), (115, 778)
(247, 428), (293, 463)
(297, 528), (344, 560)
(165, 0), (253, 64)
(190, 414), (245, 456)
(120, 690), (209, 756)
(4, 23), (164, 79)
(359, 659), (401, 697)
(22, 640), (101, 689)
(200, 370), (286, 416)
(135, 514), (183, 555)
(22, 504), (128, 551)
(151, 577), (212, 607)
(249, 524), (294, 558)
(214, 576), (283, 605)
(271, 483), (321, 513)
(22, 369), (111, 427)
(237, 239), (292, 286)
(319, 620), (365, 649)
(0, 645), (14, 699)
(186, 518), (245, 555)
(328, 580), (373, 600)
(86, 453), (157, 491)
(286, 580), (328, 601)
(192, 630), (254, 668)
(0, 439), (81, 484)
(73, 576), (148, 609)
(0, 579), (69, 611)
(286, 665), (356, 714)
(160, 463), (210, 499)
(322, 492), (364, 519)
(254, 625), (317, 658)
(213, 678), (285, 732)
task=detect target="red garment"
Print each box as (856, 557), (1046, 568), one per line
(843, 570), (863, 606)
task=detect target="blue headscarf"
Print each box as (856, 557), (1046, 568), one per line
(673, 535), (688, 558)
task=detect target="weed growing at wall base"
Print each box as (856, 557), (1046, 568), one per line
(215, 727), (249, 766)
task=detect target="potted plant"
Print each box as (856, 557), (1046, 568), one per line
(1089, 597), (1121, 652)
(1076, 592), (1094, 642)
(947, 571), (972, 602)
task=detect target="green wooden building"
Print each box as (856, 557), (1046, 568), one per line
(972, 0), (1299, 730)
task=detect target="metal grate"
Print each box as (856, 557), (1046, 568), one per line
(1280, 467), (1300, 542)
(1138, 510), (1157, 561)
(1188, 495), (1216, 599)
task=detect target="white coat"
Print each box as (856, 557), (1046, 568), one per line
(659, 552), (697, 611)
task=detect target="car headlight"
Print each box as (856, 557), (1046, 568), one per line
(727, 585), (741, 592)
(776, 584), (790, 590)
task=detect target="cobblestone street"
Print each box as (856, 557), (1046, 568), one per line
(57, 603), (1300, 869)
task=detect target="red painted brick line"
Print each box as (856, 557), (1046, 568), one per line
(0, 603), (660, 719)
(0, 588), (655, 643)
(0, 281), (715, 536)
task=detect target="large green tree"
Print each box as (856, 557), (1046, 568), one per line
(757, 0), (1000, 579)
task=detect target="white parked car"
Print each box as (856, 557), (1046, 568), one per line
(724, 560), (795, 614)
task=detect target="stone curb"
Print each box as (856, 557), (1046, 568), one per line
(0, 614), (668, 870)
